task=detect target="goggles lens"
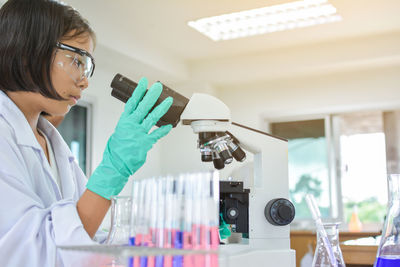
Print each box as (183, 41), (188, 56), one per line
(55, 42), (95, 82)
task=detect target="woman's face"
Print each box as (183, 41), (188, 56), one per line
(45, 34), (94, 116)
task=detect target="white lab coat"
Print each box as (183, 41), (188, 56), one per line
(0, 91), (104, 266)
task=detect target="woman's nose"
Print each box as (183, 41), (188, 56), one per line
(77, 76), (89, 90)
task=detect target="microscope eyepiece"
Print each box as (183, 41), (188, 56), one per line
(110, 73), (189, 127)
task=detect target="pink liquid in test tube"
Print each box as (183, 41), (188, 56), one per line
(183, 230), (193, 267)
(192, 224), (205, 267)
(209, 226), (219, 267)
(163, 228), (173, 267)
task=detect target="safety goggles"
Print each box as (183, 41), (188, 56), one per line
(55, 42), (95, 82)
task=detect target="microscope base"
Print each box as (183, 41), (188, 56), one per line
(219, 244), (296, 267)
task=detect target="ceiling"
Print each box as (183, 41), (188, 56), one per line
(65, 0), (400, 59)
(3, 0), (400, 87)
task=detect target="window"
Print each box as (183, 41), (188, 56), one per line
(269, 111), (394, 230)
(333, 112), (387, 229)
(57, 102), (92, 176)
(271, 119), (332, 220)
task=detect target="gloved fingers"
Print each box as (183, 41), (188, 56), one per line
(130, 82), (163, 123)
(122, 77), (148, 117)
(141, 97), (173, 132)
(149, 124), (173, 141)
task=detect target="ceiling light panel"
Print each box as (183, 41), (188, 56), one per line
(188, 0), (342, 41)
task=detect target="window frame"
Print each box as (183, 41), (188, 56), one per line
(78, 100), (93, 176)
(57, 100), (93, 176)
(266, 114), (343, 226)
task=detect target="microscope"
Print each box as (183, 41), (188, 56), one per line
(111, 74), (296, 267)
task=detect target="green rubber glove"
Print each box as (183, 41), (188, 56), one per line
(219, 213), (232, 240)
(87, 77), (173, 199)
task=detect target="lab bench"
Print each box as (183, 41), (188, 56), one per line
(290, 230), (379, 267)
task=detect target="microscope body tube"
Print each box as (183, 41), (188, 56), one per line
(111, 74), (190, 127)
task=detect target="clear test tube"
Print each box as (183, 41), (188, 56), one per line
(137, 178), (154, 267)
(135, 178), (147, 246)
(146, 178), (157, 267)
(163, 176), (174, 267)
(173, 174), (185, 267)
(207, 171), (220, 267)
(131, 178), (147, 267)
(155, 177), (166, 267)
(128, 179), (141, 267)
(191, 173), (205, 267)
(130, 179), (140, 244)
(183, 174), (195, 267)
(202, 173), (212, 267)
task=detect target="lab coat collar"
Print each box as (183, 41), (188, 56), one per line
(0, 91), (75, 163)
(37, 110), (76, 200)
(0, 91), (77, 199)
(37, 117), (75, 163)
(0, 90), (41, 150)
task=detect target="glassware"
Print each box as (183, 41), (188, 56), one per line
(105, 195), (132, 245)
(306, 194), (338, 266)
(312, 222), (346, 267)
(348, 205), (362, 232)
(374, 174), (400, 267)
(128, 173), (221, 267)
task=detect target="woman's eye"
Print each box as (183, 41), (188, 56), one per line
(73, 57), (83, 68)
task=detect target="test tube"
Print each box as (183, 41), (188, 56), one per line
(146, 178), (157, 267)
(155, 178), (166, 267)
(129, 179), (141, 267)
(173, 175), (185, 267)
(208, 171), (220, 267)
(192, 173), (205, 267)
(183, 174), (194, 267)
(137, 178), (154, 267)
(163, 176), (174, 267)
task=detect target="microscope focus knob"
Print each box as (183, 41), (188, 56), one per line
(264, 198), (295, 226)
(227, 207), (239, 220)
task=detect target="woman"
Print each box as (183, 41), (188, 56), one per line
(0, 0), (173, 266)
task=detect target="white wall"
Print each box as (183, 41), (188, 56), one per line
(217, 65), (400, 128)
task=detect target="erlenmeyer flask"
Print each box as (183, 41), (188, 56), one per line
(375, 174), (400, 267)
(105, 195), (132, 245)
(312, 222), (346, 267)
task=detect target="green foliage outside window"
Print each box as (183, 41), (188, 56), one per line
(343, 197), (386, 224)
(290, 174), (329, 219)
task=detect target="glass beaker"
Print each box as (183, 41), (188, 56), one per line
(105, 195), (132, 245)
(375, 174), (400, 267)
(312, 222), (346, 267)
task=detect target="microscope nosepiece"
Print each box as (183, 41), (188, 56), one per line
(197, 132), (246, 170)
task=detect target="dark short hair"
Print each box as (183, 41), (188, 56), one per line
(0, 0), (96, 99)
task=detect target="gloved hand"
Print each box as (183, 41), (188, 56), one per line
(87, 77), (173, 199)
(219, 213), (231, 240)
